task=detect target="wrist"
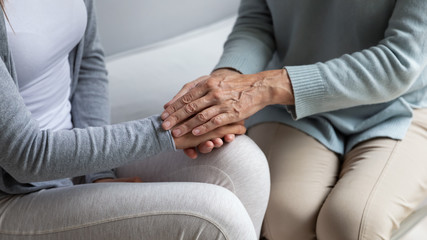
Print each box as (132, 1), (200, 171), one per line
(257, 69), (294, 105)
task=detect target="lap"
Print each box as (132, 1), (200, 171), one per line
(0, 182), (256, 240)
(116, 134), (270, 236)
(248, 123), (340, 239)
(116, 135), (267, 193)
(318, 108), (427, 239)
(248, 122), (339, 193)
(0, 135), (268, 240)
(248, 109), (427, 239)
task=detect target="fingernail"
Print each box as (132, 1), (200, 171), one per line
(173, 128), (182, 137)
(193, 128), (200, 135)
(163, 121), (170, 129)
(161, 112), (169, 119)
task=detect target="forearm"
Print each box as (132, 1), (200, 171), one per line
(1, 80), (174, 184)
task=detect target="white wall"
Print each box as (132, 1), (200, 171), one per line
(94, 0), (240, 56)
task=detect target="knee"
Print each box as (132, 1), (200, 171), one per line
(263, 183), (326, 239)
(200, 184), (258, 240)
(209, 135), (270, 191)
(317, 195), (360, 240)
(219, 135), (269, 179)
(317, 193), (392, 240)
(211, 135), (270, 236)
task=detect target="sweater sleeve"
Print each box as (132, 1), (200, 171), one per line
(71, 0), (115, 182)
(0, 59), (175, 183)
(216, 0), (427, 120)
(214, 0), (275, 74)
(286, 0), (427, 119)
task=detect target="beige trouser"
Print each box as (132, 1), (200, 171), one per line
(248, 108), (427, 240)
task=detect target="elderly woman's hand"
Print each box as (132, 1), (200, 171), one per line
(165, 69), (241, 159)
(161, 68), (294, 138)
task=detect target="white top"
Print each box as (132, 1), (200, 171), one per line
(5, 0), (87, 131)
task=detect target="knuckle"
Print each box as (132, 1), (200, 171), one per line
(206, 77), (219, 89)
(197, 112), (208, 122)
(170, 114), (180, 123)
(212, 115), (223, 125)
(231, 111), (240, 120)
(169, 104), (178, 113)
(211, 90), (222, 101)
(185, 103), (197, 114)
(181, 94), (193, 104)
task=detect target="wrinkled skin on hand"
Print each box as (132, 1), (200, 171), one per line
(162, 68), (294, 138)
(164, 70), (242, 159)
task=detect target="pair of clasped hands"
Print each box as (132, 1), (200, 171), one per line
(95, 68), (294, 183)
(165, 68), (294, 158)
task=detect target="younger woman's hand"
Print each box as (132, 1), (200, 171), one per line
(173, 123), (246, 150)
(183, 134), (236, 159)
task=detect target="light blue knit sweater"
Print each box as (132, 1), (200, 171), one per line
(215, 0), (427, 154)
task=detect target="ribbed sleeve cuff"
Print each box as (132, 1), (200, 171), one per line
(285, 65), (326, 119)
(150, 115), (176, 152)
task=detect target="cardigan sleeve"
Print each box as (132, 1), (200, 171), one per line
(71, 0), (115, 182)
(0, 58), (175, 183)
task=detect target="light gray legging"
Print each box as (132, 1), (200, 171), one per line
(0, 135), (270, 240)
